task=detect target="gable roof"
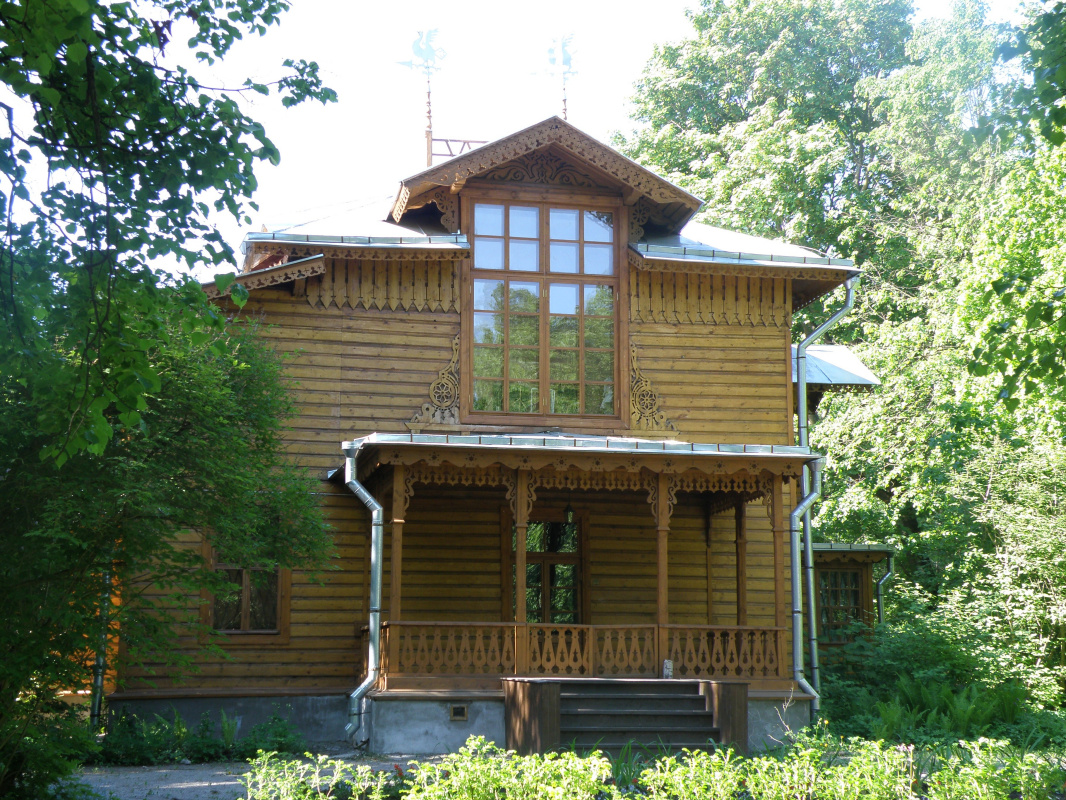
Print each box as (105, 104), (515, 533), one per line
(389, 116), (703, 232)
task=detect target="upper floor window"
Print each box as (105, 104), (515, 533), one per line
(470, 201), (618, 416)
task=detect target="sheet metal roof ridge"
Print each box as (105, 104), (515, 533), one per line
(245, 232), (469, 247)
(342, 432), (816, 458)
(631, 242), (855, 269)
(812, 542), (895, 553)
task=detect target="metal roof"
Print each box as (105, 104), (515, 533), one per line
(792, 344), (880, 389)
(812, 542), (894, 554)
(635, 222), (856, 270)
(343, 432), (816, 458)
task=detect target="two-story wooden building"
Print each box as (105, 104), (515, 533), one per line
(111, 117), (868, 754)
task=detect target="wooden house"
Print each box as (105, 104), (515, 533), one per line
(110, 117), (874, 755)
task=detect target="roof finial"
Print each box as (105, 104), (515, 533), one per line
(548, 35), (575, 121)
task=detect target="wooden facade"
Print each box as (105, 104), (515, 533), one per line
(114, 118), (860, 746)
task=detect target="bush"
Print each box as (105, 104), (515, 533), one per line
(92, 706), (304, 766)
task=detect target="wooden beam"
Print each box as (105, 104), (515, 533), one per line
(773, 475), (786, 630)
(389, 466), (408, 670)
(735, 500), (748, 626)
(515, 470), (530, 673)
(705, 498), (714, 624)
(655, 472), (671, 670)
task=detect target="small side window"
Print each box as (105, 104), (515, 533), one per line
(201, 542), (291, 644)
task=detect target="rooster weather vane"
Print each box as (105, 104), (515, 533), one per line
(400, 30), (446, 76)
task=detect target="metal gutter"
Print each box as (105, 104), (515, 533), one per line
(790, 459), (824, 712)
(342, 443), (384, 745)
(795, 276), (858, 715)
(876, 555), (894, 624)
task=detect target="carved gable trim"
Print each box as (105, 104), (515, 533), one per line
(475, 149), (617, 191)
(391, 117), (701, 226)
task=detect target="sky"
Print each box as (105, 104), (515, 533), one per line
(183, 0), (1025, 279)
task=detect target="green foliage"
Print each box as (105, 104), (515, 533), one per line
(242, 751), (386, 800)
(94, 707), (304, 766)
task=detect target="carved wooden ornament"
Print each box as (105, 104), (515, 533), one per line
(629, 346), (676, 432)
(410, 334), (462, 427)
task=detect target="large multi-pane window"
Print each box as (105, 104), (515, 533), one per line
(817, 569), (863, 643)
(470, 201), (617, 416)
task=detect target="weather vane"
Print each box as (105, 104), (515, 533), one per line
(400, 30), (447, 165)
(548, 35), (575, 120)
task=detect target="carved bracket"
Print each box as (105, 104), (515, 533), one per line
(410, 334), (461, 427)
(630, 346), (677, 432)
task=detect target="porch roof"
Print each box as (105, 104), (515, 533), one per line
(344, 431), (814, 457)
(341, 432), (818, 485)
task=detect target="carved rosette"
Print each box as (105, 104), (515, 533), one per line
(629, 346), (677, 432)
(409, 334), (461, 426)
(628, 197), (654, 243)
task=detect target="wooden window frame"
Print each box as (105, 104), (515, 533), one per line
(500, 505), (592, 624)
(815, 565), (870, 645)
(460, 185), (630, 429)
(199, 540), (291, 646)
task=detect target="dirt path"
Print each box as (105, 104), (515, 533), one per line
(77, 751), (429, 800)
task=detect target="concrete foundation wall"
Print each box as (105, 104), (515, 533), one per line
(107, 694), (349, 745)
(368, 698), (505, 755)
(747, 696), (812, 753)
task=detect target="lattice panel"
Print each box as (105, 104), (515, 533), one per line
(303, 259), (460, 312)
(527, 626), (591, 676)
(388, 624), (517, 675)
(630, 269), (789, 327)
(666, 627), (783, 680)
(594, 626), (657, 676)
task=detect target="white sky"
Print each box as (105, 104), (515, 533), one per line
(183, 0), (1024, 279)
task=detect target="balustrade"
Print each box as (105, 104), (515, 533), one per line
(379, 622), (786, 681)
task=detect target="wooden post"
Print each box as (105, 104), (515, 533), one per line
(503, 679), (560, 755)
(735, 500), (748, 626)
(705, 681), (749, 756)
(389, 466), (407, 670)
(656, 472), (670, 671)
(515, 469), (530, 673)
(772, 474), (788, 676)
(705, 499), (714, 624)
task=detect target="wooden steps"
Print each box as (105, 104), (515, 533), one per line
(557, 679), (719, 753)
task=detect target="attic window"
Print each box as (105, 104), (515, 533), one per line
(467, 200), (619, 417)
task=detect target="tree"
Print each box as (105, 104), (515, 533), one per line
(0, 1), (336, 795)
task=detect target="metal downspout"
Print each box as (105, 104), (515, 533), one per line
(796, 277), (858, 706)
(89, 569), (111, 730)
(790, 458), (824, 712)
(876, 555), (894, 624)
(342, 442), (384, 744)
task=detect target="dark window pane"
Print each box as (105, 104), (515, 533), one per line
(584, 350), (614, 383)
(474, 347), (504, 379)
(473, 380), (503, 411)
(509, 315), (539, 346)
(509, 282), (540, 312)
(550, 349), (578, 381)
(551, 587), (576, 614)
(213, 569), (242, 631)
(549, 316), (578, 348)
(584, 284), (614, 315)
(584, 383), (614, 416)
(508, 348), (539, 381)
(509, 382), (539, 413)
(552, 563), (576, 585)
(584, 317), (614, 349)
(473, 313), (503, 344)
(527, 522), (546, 552)
(249, 571), (278, 630)
(550, 383), (579, 414)
(547, 522), (578, 553)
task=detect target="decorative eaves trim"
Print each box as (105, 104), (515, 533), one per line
(203, 255), (326, 299)
(628, 247), (857, 282)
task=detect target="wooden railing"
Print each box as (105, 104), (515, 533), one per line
(380, 622), (788, 680)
